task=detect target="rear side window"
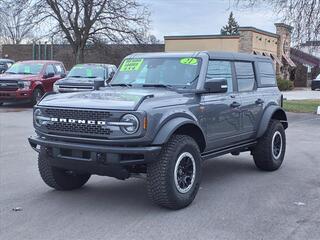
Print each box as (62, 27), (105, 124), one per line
(46, 64), (55, 74)
(54, 64), (65, 74)
(235, 62), (255, 92)
(258, 62), (276, 85)
(206, 60), (233, 92)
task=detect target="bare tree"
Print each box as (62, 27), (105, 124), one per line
(235, 0), (320, 45)
(43, 0), (150, 63)
(0, 0), (41, 44)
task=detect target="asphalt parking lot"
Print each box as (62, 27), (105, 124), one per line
(1, 105), (320, 240)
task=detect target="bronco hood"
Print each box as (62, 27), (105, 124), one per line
(38, 87), (164, 110)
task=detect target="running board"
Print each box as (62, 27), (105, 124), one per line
(201, 141), (257, 161)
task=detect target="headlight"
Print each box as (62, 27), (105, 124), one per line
(34, 109), (50, 127)
(119, 114), (139, 134)
(18, 80), (31, 90)
(53, 84), (59, 93)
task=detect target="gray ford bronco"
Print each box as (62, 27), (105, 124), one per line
(29, 51), (288, 209)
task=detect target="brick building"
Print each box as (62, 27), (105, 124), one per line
(165, 23), (296, 81)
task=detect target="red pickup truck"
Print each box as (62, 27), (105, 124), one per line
(0, 60), (66, 105)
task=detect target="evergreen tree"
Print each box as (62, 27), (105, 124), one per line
(221, 12), (239, 35)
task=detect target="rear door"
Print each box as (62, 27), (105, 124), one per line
(202, 60), (242, 150)
(234, 61), (263, 141)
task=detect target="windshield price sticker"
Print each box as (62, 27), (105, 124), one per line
(120, 59), (144, 72)
(86, 69), (93, 77)
(24, 66), (31, 73)
(180, 58), (198, 65)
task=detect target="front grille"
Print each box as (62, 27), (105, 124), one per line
(0, 80), (18, 91)
(43, 108), (113, 137)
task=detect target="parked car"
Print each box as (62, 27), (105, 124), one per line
(29, 52), (288, 210)
(0, 58), (15, 73)
(53, 63), (117, 93)
(311, 73), (320, 90)
(0, 60), (66, 105)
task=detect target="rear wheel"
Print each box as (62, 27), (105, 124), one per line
(38, 148), (91, 190)
(31, 88), (43, 105)
(252, 120), (286, 171)
(147, 135), (202, 209)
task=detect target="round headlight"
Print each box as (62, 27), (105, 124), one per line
(120, 114), (139, 134)
(34, 109), (44, 127)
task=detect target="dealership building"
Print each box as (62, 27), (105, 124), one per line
(164, 23), (320, 87)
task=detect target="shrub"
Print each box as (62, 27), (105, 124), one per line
(277, 78), (294, 91)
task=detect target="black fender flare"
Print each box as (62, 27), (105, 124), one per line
(256, 105), (288, 138)
(152, 117), (206, 147)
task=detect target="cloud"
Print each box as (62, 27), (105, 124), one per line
(141, 0), (281, 40)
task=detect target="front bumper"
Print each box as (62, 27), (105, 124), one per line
(0, 90), (32, 101)
(28, 136), (161, 179)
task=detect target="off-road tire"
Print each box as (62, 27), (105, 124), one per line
(252, 120), (286, 171)
(31, 88), (43, 105)
(38, 149), (91, 190)
(147, 135), (202, 210)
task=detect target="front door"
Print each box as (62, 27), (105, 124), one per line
(202, 60), (242, 150)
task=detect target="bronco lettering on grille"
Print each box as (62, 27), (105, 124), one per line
(50, 118), (106, 125)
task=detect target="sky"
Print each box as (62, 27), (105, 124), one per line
(140, 0), (281, 41)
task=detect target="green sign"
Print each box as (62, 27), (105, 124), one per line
(86, 69), (93, 77)
(120, 59), (144, 72)
(180, 58), (198, 65)
(24, 66), (31, 73)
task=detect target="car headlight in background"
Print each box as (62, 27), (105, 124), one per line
(53, 83), (59, 93)
(18, 80), (31, 90)
(119, 114), (140, 134)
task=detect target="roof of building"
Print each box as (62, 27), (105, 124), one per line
(290, 48), (320, 67)
(164, 26), (279, 40)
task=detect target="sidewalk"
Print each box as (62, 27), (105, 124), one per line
(282, 88), (320, 100)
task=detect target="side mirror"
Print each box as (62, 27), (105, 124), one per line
(44, 72), (55, 79)
(60, 73), (67, 78)
(94, 80), (104, 90)
(204, 78), (228, 93)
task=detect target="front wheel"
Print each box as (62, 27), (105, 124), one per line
(147, 135), (202, 210)
(252, 120), (286, 171)
(38, 149), (91, 190)
(31, 88), (43, 105)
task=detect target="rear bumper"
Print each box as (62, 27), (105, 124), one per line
(0, 90), (33, 101)
(28, 136), (162, 179)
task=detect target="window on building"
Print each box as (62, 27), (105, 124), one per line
(206, 60), (233, 92)
(258, 61), (276, 85)
(235, 61), (255, 92)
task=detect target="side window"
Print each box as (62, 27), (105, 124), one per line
(258, 62), (276, 85)
(206, 60), (233, 93)
(234, 61), (255, 92)
(54, 64), (65, 74)
(46, 64), (55, 74)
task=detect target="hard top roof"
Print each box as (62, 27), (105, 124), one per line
(127, 51), (271, 62)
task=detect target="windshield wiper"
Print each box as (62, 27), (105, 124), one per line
(69, 75), (83, 78)
(142, 84), (175, 90)
(110, 83), (133, 87)
(18, 72), (33, 75)
(5, 71), (17, 74)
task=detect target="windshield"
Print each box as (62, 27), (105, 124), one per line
(68, 65), (106, 79)
(111, 57), (201, 88)
(6, 63), (44, 75)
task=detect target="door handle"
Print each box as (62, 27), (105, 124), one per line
(255, 98), (264, 105)
(230, 101), (241, 108)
